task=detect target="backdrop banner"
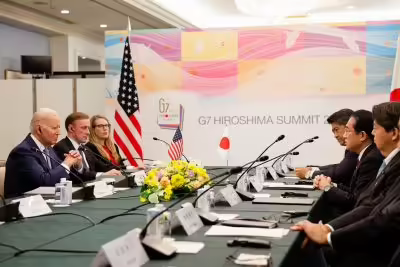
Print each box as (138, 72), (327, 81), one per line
(105, 22), (399, 166)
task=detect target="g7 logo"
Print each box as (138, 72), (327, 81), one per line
(159, 98), (170, 113)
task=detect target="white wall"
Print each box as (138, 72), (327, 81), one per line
(0, 23), (50, 79)
(0, 80), (33, 159)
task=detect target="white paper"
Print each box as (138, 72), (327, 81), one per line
(209, 213), (239, 221)
(283, 176), (300, 180)
(252, 193), (271, 198)
(25, 186), (81, 195)
(46, 199), (82, 205)
(113, 187), (130, 192)
(263, 182), (314, 190)
(234, 253), (270, 266)
(18, 195), (52, 218)
(205, 225), (289, 238)
(171, 241), (204, 254)
(263, 182), (285, 187)
(89, 181), (113, 198)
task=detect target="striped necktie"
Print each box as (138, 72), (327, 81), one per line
(43, 148), (52, 169)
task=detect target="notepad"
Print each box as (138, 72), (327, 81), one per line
(209, 213), (239, 221)
(205, 225), (289, 238)
(171, 241), (205, 254)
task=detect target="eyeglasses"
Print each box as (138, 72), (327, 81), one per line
(94, 124), (111, 129)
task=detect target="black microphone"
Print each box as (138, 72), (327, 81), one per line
(233, 135), (285, 200)
(0, 194), (21, 222)
(272, 137), (317, 177)
(248, 151), (299, 172)
(140, 167), (242, 259)
(31, 147), (95, 200)
(153, 137), (190, 163)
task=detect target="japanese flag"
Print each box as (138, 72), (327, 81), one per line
(391, 37), (400, 102)
(217, 126), (230, 160)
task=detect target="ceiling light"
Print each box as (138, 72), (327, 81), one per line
(60, 9), (70, 14)
(81, 56), (86, 59)
(100, 24), (108, 28)
(346, 5), (355, 9)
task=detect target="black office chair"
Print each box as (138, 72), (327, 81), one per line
(388, 244), (400, 267)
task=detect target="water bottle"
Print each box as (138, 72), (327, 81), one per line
(146, 204), (166, 239)
(196, 185), (211, 212)
(59, 178), (69, 205)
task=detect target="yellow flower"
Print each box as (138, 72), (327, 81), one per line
(164, 185), (173, 200)
(171, 174), (185, 189)
(140, 197), (147, 203)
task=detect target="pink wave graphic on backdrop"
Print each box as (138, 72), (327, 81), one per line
(238, 29), (366, 60)
(182, 61), (238, 95)
(130, 30), (181, 61)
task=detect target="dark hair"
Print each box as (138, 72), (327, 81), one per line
(327, 109), (354, 125)
(65, 112), (89, 131)
(351, 109), (374, 140)
(372, 102), (400, 132)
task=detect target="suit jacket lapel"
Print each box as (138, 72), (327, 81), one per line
(26, 135), (50, 171)
(374, 151), (400, 187)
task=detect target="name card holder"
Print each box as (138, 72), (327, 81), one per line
(267, 166), (279, 180)
(218, 185), (242, 207)
(17, 195), (52, 218)
(249, 176), (263, 192)
(175, 203), (204, 236)
(92, 230), (149, 267)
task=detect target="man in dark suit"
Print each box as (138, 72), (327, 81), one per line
(4, 108), (82, 198)
(53, 112), (121, 181)
(314, 110), (384, 213)
(296, 109), (358, 187)
(291, 102), (400, 267)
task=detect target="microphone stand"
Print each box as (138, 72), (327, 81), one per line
(272, 136), (318, 177)
(153, 137), (190, 163)
(233, 135), (285, 201)
(139, 167), (243, 259)
(32, 148), (95, 200)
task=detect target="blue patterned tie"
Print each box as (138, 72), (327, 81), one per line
(43, 148), (52, 169)
(376, 161), (386, 178)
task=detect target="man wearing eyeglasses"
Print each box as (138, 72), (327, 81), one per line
(54, 112), (121, 181)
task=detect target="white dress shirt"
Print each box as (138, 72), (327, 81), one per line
(67, 136), (102, 177)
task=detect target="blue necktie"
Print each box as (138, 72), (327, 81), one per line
(43, 148), (52, 169)
(376, 161), (386, 178)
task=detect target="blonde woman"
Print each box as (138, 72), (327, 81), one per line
(87, 115), (124, 167)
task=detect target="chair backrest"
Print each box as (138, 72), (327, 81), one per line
(0, 166), (5, 197)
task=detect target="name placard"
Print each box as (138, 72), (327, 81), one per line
(133, 170), (146, 186)
(267, 166), (279, 180)
(17, 195), (52, 218)
(92, 230), (149, 267)
(219, 185), (242, 207)
(175, 204), (204, 235)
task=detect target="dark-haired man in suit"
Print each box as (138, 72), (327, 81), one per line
(296, 109), (358, 187)
(291, 102), (400, 267)
(314, 110), (383, 213)
(54, 112), (121, 181)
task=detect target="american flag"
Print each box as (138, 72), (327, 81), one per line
(113, 36), (143, 167)
(168, 127), (184, 161)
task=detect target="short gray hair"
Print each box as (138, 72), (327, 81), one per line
(30, 108), (59, 133)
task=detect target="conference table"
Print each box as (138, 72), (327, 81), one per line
(0, 168), (323, 267)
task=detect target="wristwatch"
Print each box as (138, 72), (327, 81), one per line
(324, 185), (333, 192)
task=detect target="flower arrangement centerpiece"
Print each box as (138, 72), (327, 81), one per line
(140, 160), (210, 203)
